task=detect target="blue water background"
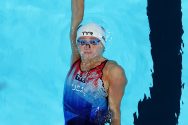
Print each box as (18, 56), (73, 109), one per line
(0, 0), (187, 125)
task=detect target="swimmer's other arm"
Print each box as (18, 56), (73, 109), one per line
(70, 0), (84, 65)
(108, 63), (128, 125)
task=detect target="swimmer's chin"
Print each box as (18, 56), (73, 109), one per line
(81, 55), (97, 60)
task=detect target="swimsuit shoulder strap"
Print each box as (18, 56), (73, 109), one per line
(67, 58), (81, 76)
(95, 59), (108, 71)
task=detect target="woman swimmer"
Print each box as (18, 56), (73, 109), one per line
(63, 0), (128, 125)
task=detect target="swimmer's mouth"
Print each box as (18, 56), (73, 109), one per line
(84, 51), (92, 54)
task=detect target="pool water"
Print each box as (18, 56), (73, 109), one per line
(0, 0), (187, 125)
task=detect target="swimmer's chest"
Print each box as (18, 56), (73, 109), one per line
(70, 64), (109, 94)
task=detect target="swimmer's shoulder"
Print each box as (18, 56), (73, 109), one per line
(105, 60), (122, 69)
(104, 59), (128, 86)
(104, 60), (125, 76)
(102, 59), (127, 91)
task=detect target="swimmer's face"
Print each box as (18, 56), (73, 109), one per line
(77, 36), (104, 60)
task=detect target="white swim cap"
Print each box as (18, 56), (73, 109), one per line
(76, 23), (106, 47)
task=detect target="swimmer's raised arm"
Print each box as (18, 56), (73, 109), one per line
(107, 62), (127, 125)
(70, 0), (84, 64)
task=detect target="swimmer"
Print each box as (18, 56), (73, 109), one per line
(63, 0), (127, 125)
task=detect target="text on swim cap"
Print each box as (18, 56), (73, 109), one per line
(82, 31), (93, 36)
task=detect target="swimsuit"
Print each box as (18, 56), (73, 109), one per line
(63, 58), (111, 125)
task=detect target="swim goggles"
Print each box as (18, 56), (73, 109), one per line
(77, 38), (101, 46)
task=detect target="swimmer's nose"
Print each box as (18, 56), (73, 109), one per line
(85, 44), (91, 48)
